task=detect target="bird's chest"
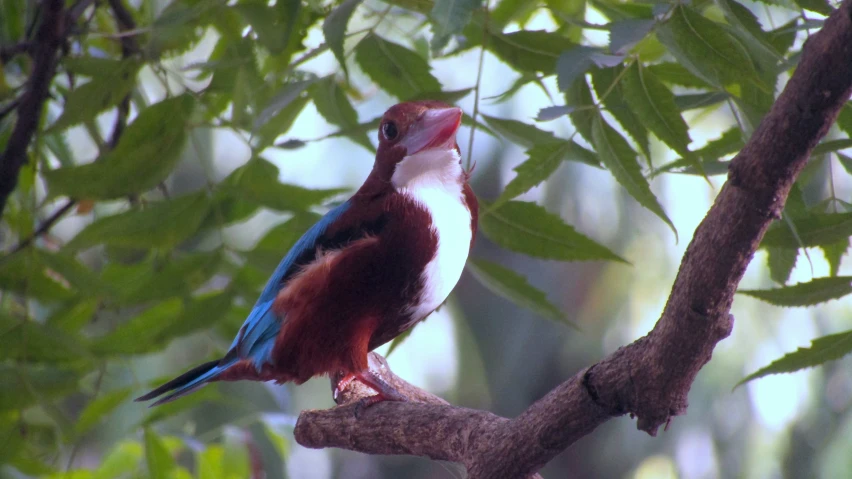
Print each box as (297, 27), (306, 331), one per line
(400, 186), (472, 321)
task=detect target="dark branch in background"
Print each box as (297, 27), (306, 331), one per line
(295, 2), (852, 478)
(0, 0), (65, 219)
(0, 42), (30, 63)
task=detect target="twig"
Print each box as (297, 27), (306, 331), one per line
(294, 1), (852, 477)
(4, 200), (75, 256)
(0, 0), (65, 220)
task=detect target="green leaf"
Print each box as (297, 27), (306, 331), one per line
(0, 317), (89, 362)
(0, 364), (82, 410)
(481, 114), (559, 147)
(762, 212), (852, 249)
(222, 158), (346, 212)
(488, 30), (573, 74)
(738, 329), (852, 386)
(647, 62), (713, 89)
(386, 328), (413, 356)
(47, 299), (99, 333)
(467, 259), (568, 324)
(767, 247), (797, 285)
(822, 240), (848, 277)
(609, 18), (655, 54)
(813, 139), (852, 156)
(44, 95), (195, 200)
(793, 0), (833, 15)
(355, 33), (441, 99)
(480, 201), (625, 262)
(111, 252), (222, 304)
(75, 388), (133, 437)
(674, 92), (729, 111)
(323, 0), (363, 75)
(156, 290), (235, 342)
(836, 103), (852, 136)
(590, 66), (651, 161)
(655, 4), (757, 87)
(93, 441), (144, 479)
(144, 428), (175, 479)
(66, 191), (211, 251)
(254, 77), (319, 132)
(556, 46), (623, 92)
(90, 299), (184, 356)
(739, 277), (852, 307)
(311, 77), (372, 151)
(51, 59), (140, 131)
(621, 62), (692, 157)
(431, 0), (481, 53)
(0, 254), (75, 303)
(591, 115), (676, 236)
(495, 142), (597, 208)
(564, 76), (596, 143)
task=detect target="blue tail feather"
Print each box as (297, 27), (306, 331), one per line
(135, 358), (238, 406)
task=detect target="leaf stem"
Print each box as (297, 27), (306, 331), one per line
(466, 2), (490, 171)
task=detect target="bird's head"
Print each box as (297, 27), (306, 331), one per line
(365, 101), (464, 192)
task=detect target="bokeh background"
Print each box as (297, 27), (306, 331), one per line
(2, 0), (852, 478)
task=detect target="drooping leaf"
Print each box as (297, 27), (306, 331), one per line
(821, 240), (849, 277)
(480, 201), (625, 262)
(655, 4), (758, 87)
(51, 59), (141, 131)
(144, 428), (175, 479)
(647, 62), (713, 89)
(254, 77), (319, 132)
(762, 212), (852, 249)
(767, 247), (797, 285)
(311, 77), (372, 151)
(591, 115), (676, 236)
(431, 0), (481, 53)
(590, 66), (651, 161)
(355, 33), (441, 99)
(66, 191), (212, 251)
(467, 258), (568, 324)
(44, 95), (195, 200)
(738, 329), (852, 386)
(621, 62), (692, 158)
(222, 158), (346, 212)
(481, 114), (558, 147)
(812, 139), (852, 156)
(739, 277), (852, 307)
(323, 0), (363, 75)
(75, 388), (133, 437)
(564, 76), (596, 143)
(495, 141), (598, 208)
(674, 92), (729, 111)
(254, 95), (311, 148)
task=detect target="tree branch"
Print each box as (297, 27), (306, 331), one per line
(0, 0), (65, 219)
(297, 3), (852, 477)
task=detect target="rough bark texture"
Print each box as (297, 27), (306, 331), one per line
(295, 2), (852, 478)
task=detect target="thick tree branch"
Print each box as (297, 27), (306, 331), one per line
(0, 0), (65, 219)
(295, 3), (852, 478)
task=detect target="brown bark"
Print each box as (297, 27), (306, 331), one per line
(295, 2), (852, 477)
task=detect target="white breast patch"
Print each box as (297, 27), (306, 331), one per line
(392, 149), (472, 322)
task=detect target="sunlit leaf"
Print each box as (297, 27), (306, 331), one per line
(467, 259), (568, 324)
(93, 441), (144, 479)
(822, 240), (848, 277)
(738, 329), (852, 386)
(480, 201), (625, 262)
(66, 191), (211, 251)
(44, 95), (195, 200)
(591, 115), (676, 236)
(355, 33), (441, 99)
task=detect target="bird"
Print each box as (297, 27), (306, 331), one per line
(136, 100), (478, 407)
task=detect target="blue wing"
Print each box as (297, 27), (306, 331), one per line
(227, 200), (352, 368)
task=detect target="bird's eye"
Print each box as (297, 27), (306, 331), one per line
(382, 122), (398, 141)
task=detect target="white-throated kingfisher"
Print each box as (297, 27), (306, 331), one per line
(136, 101), (478, 407)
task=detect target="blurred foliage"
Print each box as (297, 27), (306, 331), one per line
(0, 0), (851, 477)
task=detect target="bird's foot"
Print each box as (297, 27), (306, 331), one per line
(334, 369), (407, 418)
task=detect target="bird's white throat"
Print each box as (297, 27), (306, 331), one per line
(391, 148), (471, 322)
